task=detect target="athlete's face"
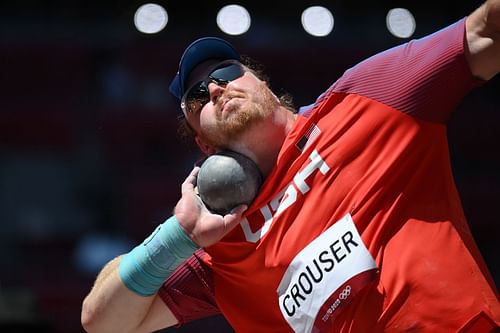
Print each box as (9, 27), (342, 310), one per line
(183, 60), (280, 150)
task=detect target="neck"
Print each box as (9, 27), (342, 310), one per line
(229, 106), (297, 177)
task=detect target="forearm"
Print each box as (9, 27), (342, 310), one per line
(81, 256), (171, 333)
(81, 215), (199, 332)
(466, 0), (500, 80)
(80, 166), (246, 332)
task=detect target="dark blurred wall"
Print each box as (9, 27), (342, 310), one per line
(0, 1), (497, 332)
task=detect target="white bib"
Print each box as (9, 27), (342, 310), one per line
(277, 214), (378, 333)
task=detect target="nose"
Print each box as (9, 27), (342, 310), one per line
(208, 81), (225, 105)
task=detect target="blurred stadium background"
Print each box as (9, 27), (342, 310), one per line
(0, 1), (498, 332)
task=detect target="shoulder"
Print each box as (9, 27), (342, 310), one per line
(305, 19), (481, 123)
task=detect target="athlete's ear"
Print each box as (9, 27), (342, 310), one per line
(195, 136), (216, 156)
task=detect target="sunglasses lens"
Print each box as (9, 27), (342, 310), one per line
(210, 64), (244, 83)
(182, 62), (244, 114)
(184, 82), (209, 114)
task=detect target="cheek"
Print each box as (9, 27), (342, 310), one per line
(197, 107), (222, 139)
(186, 113), (201, 133)
(187, 102), (215, 129)
(247, 77), (275, 104)
(229, 72), (261, 91)
(198, 108), (214, 128)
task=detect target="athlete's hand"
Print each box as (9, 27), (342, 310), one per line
(174, 167), (247, 248)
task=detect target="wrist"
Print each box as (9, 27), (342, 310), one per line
(119, 215), (200, 296)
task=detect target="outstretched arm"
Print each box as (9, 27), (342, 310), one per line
(81, 256), (177, 333)
(81, 167), (246, 332)
(466, 0), (500, 80)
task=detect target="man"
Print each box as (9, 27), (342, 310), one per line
(82, 1), (500, 332)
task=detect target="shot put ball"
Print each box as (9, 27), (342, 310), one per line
(197, 151), (263, 215)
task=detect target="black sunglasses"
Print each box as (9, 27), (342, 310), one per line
(181, 60), (245, 115)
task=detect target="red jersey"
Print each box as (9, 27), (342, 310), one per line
(160, 19), (500, 332)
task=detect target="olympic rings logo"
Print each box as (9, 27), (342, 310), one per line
(338, 285), (351, 300)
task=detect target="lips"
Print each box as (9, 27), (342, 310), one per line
(221, 97), (230, 110)
(218, 93), (242, 116)
(214, 96), (229, 116)
(221, 98), (236, 116)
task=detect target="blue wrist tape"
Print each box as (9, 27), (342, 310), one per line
(118, 216), (199, 296)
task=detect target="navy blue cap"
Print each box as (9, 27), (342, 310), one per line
(169, 37), (240, 100)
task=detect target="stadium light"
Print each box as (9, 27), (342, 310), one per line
(134, 3), (168, 34)
(301, 6), (334, 37)
(217, 4), (251, 36)
(386, 8), (416, 38)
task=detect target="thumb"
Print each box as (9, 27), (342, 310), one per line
(222, 204), (248, 232)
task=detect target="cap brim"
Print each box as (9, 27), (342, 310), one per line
(169, 37), (240, 100)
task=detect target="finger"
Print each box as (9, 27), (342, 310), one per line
(222, 204), (248, 232)
(181, 166), (200, 194)
(230, 204), (248, 216)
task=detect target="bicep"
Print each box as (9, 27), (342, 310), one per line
(466, 1), (500, 80)
(330, 19), (481, 123)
